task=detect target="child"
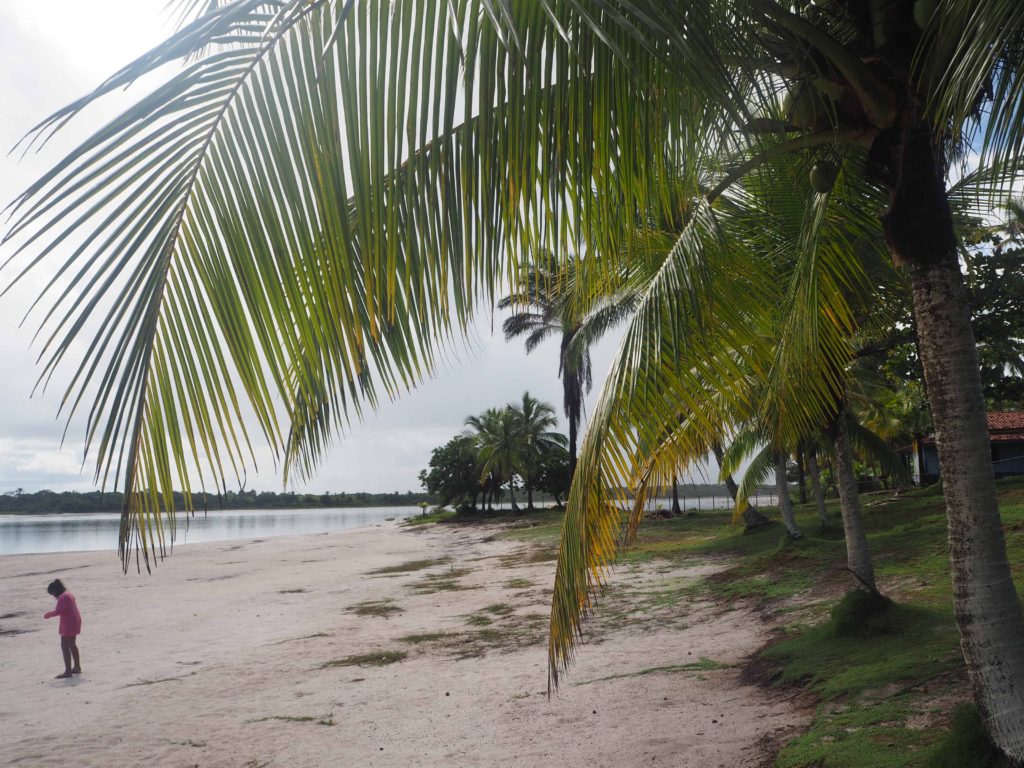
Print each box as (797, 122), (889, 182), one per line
(43, 579), (82, 679)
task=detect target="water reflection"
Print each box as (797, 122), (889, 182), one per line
(0, 507), (418, 556)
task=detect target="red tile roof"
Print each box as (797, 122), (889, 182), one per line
(989, 412), (1024, 431)
(921, 412), (1024, 444)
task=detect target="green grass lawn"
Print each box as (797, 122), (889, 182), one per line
(454, 478), (1024, 767)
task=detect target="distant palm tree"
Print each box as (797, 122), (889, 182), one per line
(511, 392), (568, 511)
(500, 254), (635, 475)
(464, 407), (524, 511)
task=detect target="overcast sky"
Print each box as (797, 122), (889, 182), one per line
(0, 1), (629, 495)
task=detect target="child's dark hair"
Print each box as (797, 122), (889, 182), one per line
(47, 579), (66, 597)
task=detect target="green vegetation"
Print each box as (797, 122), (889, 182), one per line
(483, 477), (1024, 765)
(319, 650), (407, 668)
(396, 632), (454, 645)
(406, 568), (475, 594)
(403, 509), (457, 527)
(347, 600), (403, 619)
(575, 657), (730, 687)
(420, 394), (570, 514)
(928, 705), (1004, 768)
(572, 477), (1024, 768)
(368, 557), (452, 575)
(0, 488), (433, 515)
(503, 578), (534, 590)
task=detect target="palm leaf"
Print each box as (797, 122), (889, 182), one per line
(5, 0), (731, 569)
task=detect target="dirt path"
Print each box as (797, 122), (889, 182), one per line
(0, 520), (808, 767)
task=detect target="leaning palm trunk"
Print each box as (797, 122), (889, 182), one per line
(712, 442), (740, 502)
(774, 454), (801, 538)
(807, 451), (830, 529)
(832, 417), (877, 593)
(888, 121), (1024, 758)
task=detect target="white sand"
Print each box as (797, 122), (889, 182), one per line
(0, 520), (808, 767)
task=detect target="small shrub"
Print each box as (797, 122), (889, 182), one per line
(829, 589), (894, 638)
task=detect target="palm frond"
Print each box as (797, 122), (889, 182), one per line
(5, 0), (732, 568)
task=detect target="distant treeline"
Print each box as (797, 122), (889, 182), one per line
(0, 488), (433, 514)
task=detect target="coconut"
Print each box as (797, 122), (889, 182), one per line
(810, 162), (839, 194)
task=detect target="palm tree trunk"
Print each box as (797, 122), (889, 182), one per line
(712, 442), (740, 502)
(807, 450), (830, 529)
(774, 453), (801, 538)
(568, 416), (578, 478)
(887, 118), (1024, 759)
(527, 483), (535, 511)
(671, 473), (682, 516)
(914, 432), (927, 485)
(563, 329), (580, 478)
(797, 445), (808, 504)
(509, 481), (519, 512)
(832, 417), (877, 593)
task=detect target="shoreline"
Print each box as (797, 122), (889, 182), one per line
(0, 519), (808, 767)
(0, 504), (426, 517)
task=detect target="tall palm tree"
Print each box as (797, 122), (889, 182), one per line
(510, 392), (567, 510)
(5, 0), (1024, 754)
(500, 254), (635, 475)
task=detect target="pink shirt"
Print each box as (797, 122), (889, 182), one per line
(44, 592), (82, 637)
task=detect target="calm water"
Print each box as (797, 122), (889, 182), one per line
(0, 506), (419, 556)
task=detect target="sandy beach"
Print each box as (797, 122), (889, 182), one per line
(0, 519), (807, 767)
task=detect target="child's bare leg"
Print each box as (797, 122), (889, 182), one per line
(70, 638), (81, 674)
(56, 637), (73, 678)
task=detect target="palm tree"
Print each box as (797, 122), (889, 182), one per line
(500, 254), (635, 475)
(510, 392), (567, 510)
(464, 407), (523, 511)
(5, 0), (1024, 754)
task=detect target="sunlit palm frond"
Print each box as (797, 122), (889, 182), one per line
(547, 129), (906, 687)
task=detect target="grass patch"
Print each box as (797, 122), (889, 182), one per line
(482, 603), (514, 617)
(466, 613), (493, 626)
(927, 704), (1004, 768)
(278, 588), (307, 594)
(503, 578), (534, 589)
(348, 599), (403, 618)
(763, 597), (960, 699)
(403, 509), (456, 526)
(320, 650), (407, 668)
(368, 557), (452, 575)
(537, 477), (1024, 766)
(397, 632), (454, 644)
(406, 567), (475, 594)
(575, 657), (730, 686)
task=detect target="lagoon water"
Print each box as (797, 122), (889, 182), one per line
(0, 506), (420, 556)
